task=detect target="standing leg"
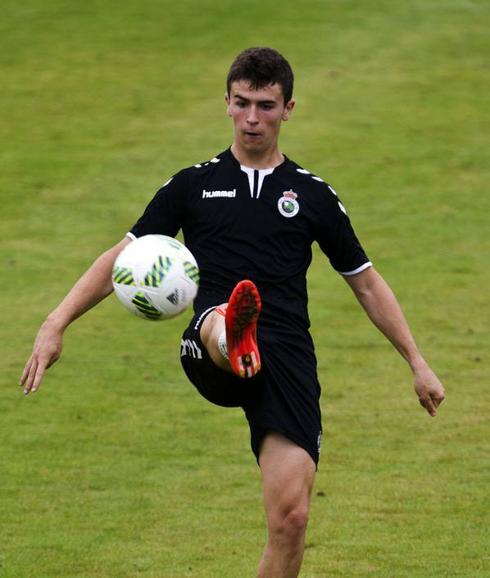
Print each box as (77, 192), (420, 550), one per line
(256, 433), (316, 578)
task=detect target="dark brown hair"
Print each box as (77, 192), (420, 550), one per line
(226, 47), (294, 104)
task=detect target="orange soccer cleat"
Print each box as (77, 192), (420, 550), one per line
(225, 280), (262, 378)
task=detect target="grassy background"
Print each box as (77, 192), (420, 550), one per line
(1, 0), (489, 576)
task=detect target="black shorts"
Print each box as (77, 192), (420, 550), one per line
(180, 307), (323, 466)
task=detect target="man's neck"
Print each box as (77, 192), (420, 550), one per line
(230, 143), (284, 170)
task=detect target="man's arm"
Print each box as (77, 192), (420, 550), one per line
(20, 237), (132, 395)
(343, 266), (445, 416)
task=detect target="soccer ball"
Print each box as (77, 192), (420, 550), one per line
(112, 235), (199, 320)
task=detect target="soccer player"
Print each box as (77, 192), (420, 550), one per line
(20, 47), (445, 578)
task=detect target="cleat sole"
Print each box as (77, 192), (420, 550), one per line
(226, 280), (261, 379)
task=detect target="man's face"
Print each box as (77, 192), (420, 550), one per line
(226, 80), (295, 155)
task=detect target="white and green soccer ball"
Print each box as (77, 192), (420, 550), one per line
(112, 235), (199, 320)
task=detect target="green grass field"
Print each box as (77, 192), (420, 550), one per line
(1, 1), (489, 576)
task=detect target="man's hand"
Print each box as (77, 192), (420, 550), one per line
(18, 237), (130, 396)
(344, 268), (446, 417)
(413, 363), (445, 417)
(20, 320), (63, 395)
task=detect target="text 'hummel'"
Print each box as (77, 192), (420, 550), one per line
(202, 189), (236, 198)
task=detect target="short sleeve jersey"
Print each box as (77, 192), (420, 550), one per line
(129, 148), (371, 330)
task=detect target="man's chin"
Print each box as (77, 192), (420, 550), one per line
(241, 139), (266, 152)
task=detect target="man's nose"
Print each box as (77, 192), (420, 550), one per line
(246, 106), (259, 124)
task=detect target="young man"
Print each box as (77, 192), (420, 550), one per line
(20, 48), (445, 578)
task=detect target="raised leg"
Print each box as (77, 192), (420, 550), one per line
(200, 280), (261, 377)
(200, 305), (230, 371)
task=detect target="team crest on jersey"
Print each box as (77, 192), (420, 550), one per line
(277, 190), (300, 218)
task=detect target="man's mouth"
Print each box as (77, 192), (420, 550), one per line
(244, 131), (261, 137)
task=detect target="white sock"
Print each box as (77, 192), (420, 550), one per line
(217, 330), (228, 359)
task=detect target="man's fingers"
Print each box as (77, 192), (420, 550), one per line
(24, 358), (39, 394)
(31, 364), (47, 393)
(20, 325), (63, 395)
(28, 355), (53, 393)
(19, 356), (33, 386)
(419, 396), (437, 417)
(433, 392), (445, 407)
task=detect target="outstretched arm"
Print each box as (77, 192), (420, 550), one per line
(20, 237), (131, 395)
(343, 266), (445, 416)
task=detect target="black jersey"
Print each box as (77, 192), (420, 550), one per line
(129, 148), (371, 330)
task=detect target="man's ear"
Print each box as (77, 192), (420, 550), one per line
(224, 93), (232, 116)
(282, 99), (295, 121)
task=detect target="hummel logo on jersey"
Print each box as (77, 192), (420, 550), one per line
(202, 189), (236, 198)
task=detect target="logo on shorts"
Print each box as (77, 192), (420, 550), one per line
(317, 430), (323, 453)
(180, 338), (202, 359)
(278, 190), (299, 218)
